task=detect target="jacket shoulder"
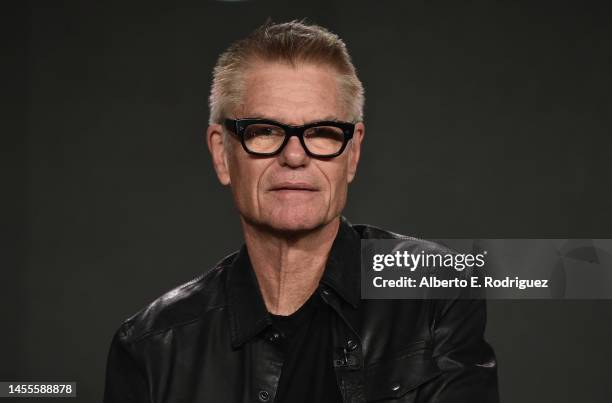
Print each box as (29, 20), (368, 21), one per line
(116, 251), (237, 343)
(352, 222), (452, 253)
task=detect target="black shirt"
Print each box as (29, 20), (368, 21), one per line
(269, 290), (343, 403)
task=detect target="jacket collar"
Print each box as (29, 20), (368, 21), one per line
(226, 216), (361, 348)
(320, 216), (361, 308)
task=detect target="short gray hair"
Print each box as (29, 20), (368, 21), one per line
(208, 20), (365, 124)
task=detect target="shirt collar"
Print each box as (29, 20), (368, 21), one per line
(226, 216), (361, 348)
(226, 244), (271, 349)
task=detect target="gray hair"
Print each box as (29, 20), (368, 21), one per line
(208, 20), (365, 124)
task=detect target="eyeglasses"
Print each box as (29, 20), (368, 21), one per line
(224, 118), (355, 158)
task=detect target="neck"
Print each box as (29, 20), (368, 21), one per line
(241, 217), (341, 316)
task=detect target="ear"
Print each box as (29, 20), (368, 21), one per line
(206, 123), (231, 186)
(347, 122), (365, 183)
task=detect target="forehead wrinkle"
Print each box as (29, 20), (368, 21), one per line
(238, 63), (345, 125)
(237, 113), (342, 125)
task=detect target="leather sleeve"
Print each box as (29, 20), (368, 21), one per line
(421, 298), (500, 403)
(103, 327), (150, 403)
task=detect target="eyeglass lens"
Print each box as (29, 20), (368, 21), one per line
(243, 123), (345, 155)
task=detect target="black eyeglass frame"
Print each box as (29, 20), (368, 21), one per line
(223, 118), (356, 158)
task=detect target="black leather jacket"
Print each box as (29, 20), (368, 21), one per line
(104, 217), (499, 402)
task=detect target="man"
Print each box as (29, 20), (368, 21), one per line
(104, 21), (498, 403)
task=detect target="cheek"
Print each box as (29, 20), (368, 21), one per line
(227, 154), (268, 205)
(322, 161), (350, 202)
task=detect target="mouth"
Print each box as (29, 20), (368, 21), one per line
(268, 182), (319, 192)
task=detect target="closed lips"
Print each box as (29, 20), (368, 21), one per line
(269, 182), (318, 191)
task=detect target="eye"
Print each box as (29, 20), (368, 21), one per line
(304, 126), (344, 141)
(244, 124), (285, 139)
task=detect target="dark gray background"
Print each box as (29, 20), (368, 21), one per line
(3, 1), (612, 402)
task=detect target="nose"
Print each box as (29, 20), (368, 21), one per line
(277, 136), (309, 168)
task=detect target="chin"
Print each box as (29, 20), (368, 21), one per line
(259, 207), (331, 234)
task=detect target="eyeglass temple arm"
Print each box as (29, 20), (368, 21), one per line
(223, 119), (237, 133)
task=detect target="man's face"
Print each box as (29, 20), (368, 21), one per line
(208, 62), (364, 233)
